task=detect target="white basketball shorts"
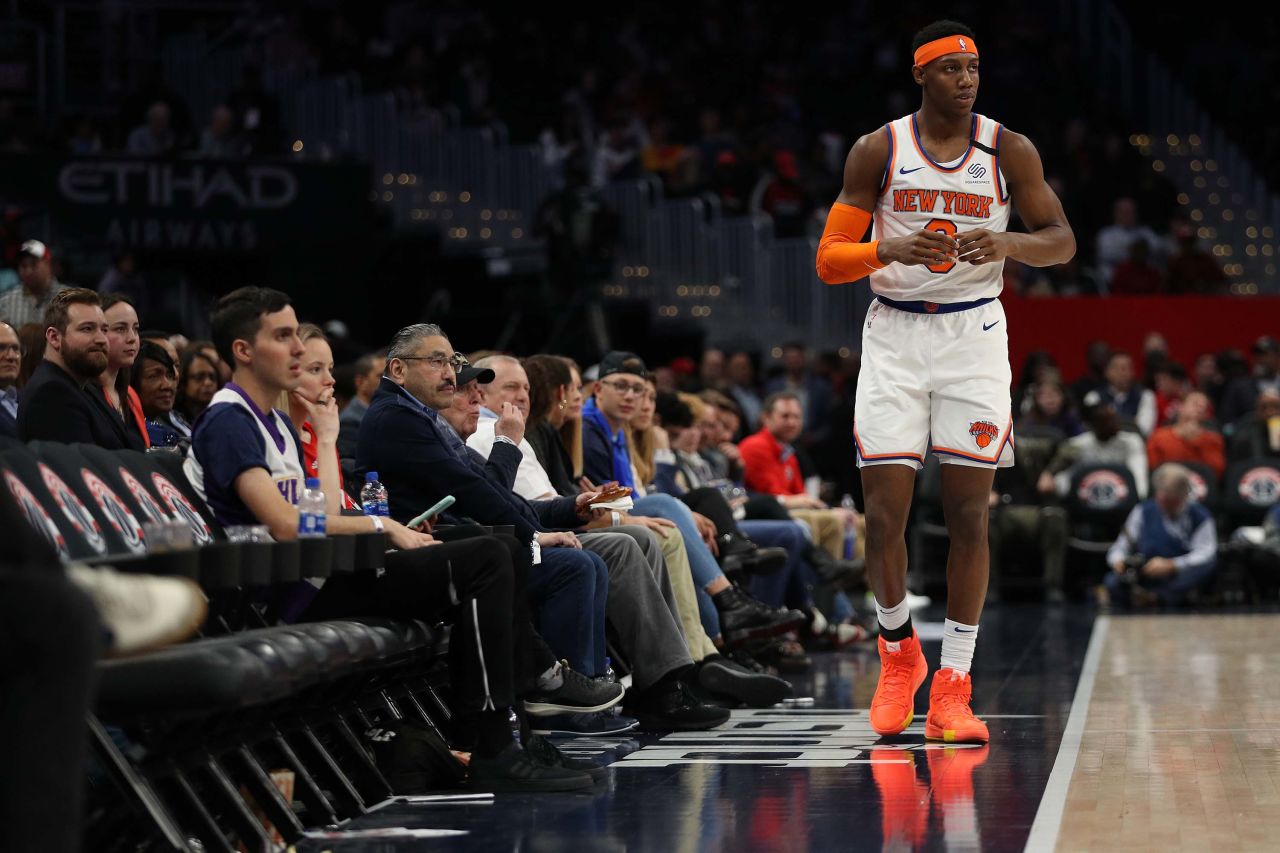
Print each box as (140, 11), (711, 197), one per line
(853, 296), (1014, 470)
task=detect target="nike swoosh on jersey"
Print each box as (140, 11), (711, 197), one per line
(982, 321), (999, 331)
(899, 166), (925, 175)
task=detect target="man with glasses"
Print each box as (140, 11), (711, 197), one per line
(582, 351), (651, 488)
(360, 328), (730, 732)
(0, 322), (20, 437)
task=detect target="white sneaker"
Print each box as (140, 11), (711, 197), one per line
(905, 590), (932, 610)
(66, 565), (207, 657)
(863, 590), (933, 610)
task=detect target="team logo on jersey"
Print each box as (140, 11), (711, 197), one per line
(966, 163), (987, 179)
(969, 420), (999, 449)
(1238, 468), (1280, 506)
(39, 463), (106, 555)
(4, 470), (68, 557)
(81, 468), (146, 554)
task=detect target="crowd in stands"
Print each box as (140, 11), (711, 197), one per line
(0, 2), (1233, 299)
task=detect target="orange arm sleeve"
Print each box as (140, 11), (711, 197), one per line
(815, 202), (884, 284)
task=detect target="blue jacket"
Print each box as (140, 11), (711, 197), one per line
(355, 378), (579, 541)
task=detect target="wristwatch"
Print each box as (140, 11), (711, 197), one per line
(611, 511), (622, 527)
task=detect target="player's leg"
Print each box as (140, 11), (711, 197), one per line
(939, 462), (996, 626)
(855, 301), (932, 736)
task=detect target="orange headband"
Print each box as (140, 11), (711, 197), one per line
(913, 35), (979, 68)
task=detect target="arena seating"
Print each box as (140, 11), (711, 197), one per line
(0, 438), (462, 851)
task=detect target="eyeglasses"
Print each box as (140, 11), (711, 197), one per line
(398, 352), (466, 370)
(0, 343), (22, 356)
(601, 379), (647, 396)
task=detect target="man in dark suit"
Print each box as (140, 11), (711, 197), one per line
(17, 288), (143, 450)
(0, 322), (19, 438)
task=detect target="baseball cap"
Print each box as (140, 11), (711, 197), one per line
(18, 239), (50, 260)
(597, 351), (648, 380)
(454, 355), (495, 387)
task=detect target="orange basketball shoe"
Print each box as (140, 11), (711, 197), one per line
(924, 668), (990, 743)
(869, 632), (928, 736)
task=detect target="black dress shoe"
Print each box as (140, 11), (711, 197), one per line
(625, 680), (731, 731)
(721, 546), (789, 576)
(468, 743), (594, 792)
(696, 657), (792, 708)
(524, 734), (607, 782)
(713, 585), (807, 646)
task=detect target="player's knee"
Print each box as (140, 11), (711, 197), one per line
(946, 496), (990, 545)
(863, 502), (909, 547)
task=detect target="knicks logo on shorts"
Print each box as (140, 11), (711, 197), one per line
(969, 420), (999, 449)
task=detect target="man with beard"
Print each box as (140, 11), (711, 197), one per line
(17, 288), (138, 448)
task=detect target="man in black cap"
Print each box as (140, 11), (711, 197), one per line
(1220, 336), (1280, 429)
(0, 240), (69, 328)
(582, 351), (649, 487)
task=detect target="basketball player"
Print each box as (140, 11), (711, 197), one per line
(815, 20), (1075, 743)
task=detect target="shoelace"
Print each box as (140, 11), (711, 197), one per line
(524, 734), (564, 766)
(879, 654), (919, 696)
(934, 681), (976, 718)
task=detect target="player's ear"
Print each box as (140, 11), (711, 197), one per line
(912, 65), (925, 86)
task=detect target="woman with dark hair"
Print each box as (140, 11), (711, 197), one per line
(15, 323), (44, 388)
(1014, 349), (1059, 418)
(523, 354), (579, 496)
(1018, 378), (1084, 437)
(97, 293), (148, 449)
(175, 349), (220, 424)
(130, 341), (190, 451)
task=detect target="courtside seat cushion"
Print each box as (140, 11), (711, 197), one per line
(97, 642), (286, 719)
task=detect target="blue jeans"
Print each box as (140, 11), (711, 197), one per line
(740, 520), (816, 611)
(1103, 559), (1216, 607)
(529, 548), (609, 675)
(632, 493), (723, 637)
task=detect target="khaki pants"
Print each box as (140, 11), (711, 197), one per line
(790, 508), (847, 561)
(656, 529), (719, 660)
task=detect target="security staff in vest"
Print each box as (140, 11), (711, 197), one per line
(1104, 463), (1217, 608)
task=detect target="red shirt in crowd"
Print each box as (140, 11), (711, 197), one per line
(300, 419), (359, 511)
(1147, 425), (1226, 478)
(738, 426), (804, 496)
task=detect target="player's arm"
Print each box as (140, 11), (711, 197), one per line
(816, 131), (957, 284)
(956, 131), (1076, 267)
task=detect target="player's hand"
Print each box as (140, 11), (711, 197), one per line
(879, 229), (958, 266)
(955, 229), (1012, 265)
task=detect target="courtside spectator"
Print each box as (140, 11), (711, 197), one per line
(1044, 392), (1150, 499)
(18, 288), (142, 449)
(1104, 463), (1217, 607)
(97, 251), (150, 319)
(175, 348), (220, 424)
(0, 321), (18, 437)
(1072, 340), (1112, 407)
(764, 343), (833, 447)
(130, 341), (190, 450)
(97, 294), (148, 449)
(726, 351), (763, 435)
(0, 240), (68, 328)
(338, 350), (386, 460)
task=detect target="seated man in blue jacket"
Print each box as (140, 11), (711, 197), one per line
(1104, 462), (1218, 607)
(357, 323), (728, 732)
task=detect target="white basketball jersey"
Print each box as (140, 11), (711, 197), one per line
(870, 112), (1010, 302)
(184, 387), (305, 507)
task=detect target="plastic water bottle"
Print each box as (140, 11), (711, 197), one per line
(298, 478), (327, 538)
(360, 471), (389, 517)
(841, 494), (857, 560)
